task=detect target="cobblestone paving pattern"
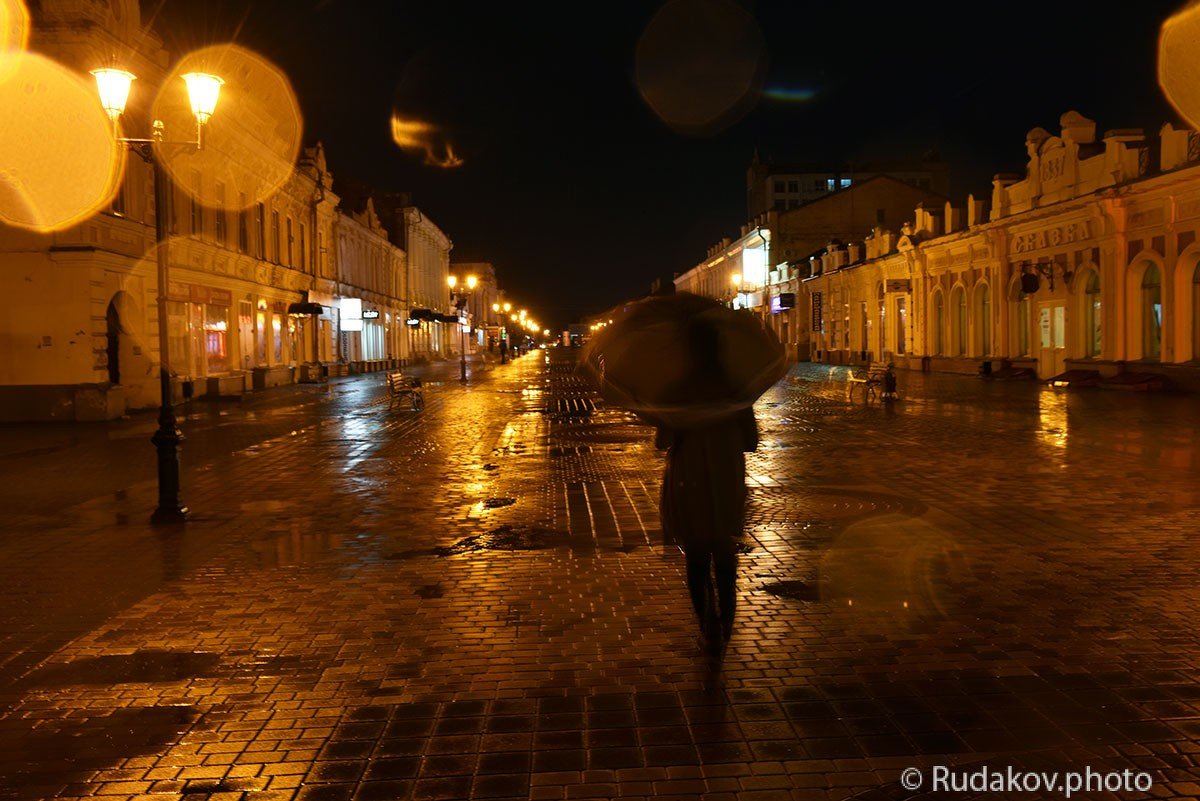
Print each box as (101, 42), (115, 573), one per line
(1, 350), (1199, 800)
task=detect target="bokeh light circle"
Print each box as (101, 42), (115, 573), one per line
(152, 44), (302, 212)
(1, 0), (29, 54)
(1159, 4), (1200, 130)
(635, 0), (767, 137)
(0, 51), (123, 232)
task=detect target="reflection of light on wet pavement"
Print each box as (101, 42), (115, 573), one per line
(1037, 388), (1069, 452)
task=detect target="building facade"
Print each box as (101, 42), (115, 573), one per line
(804, 112), (1200, 390)
(334, 197), (407, 371)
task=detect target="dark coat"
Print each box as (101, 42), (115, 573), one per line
(657, 407), (758, 551)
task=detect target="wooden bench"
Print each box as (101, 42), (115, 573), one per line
(386, 371), (425, 411)
(847, 363), (896, 402)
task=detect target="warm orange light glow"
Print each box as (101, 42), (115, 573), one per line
(90, 67), (136, 120)
(1159, 5), (1200, 130)
(492, 303), (500, 312)
(181, 71), (224, 123)
(502, 302), (511, 312)
(0, 52), (123, 232)
(447, 274), (458, 289)
(1, 0), (29, 58)
(389, 112), (464, 168)
(731, 273), (741, 286)
(153, 44), (301, 211)
(466, 274), (477, 289)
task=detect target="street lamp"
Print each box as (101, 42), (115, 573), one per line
(730, 272), (744, 308)
(91, 64), (224, 526)
(448, 274), (476, 381)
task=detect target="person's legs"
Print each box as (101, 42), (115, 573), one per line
(713, 542), (738, 639)
(684, 546), (713, 631)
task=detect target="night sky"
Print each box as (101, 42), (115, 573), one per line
(150, 0), (1188, 329)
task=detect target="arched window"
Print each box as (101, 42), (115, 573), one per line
(977, 284), (991, 356)
(953, 287), (967, 355)
(1142, 264), (1162, 361)
(932, 291), (945, 355)
(1084, 271), (1102, 358)
(1193, 261), (1200, 360)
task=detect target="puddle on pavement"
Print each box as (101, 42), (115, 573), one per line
(759, 579), (821, 602)
(482, 497), (516, 509)
(31, 650), (223, 686)
(414, 583), (444, 598)
(387, 525), (568, 559)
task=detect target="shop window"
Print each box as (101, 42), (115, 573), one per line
(859, 301), (868, 354)
(877, 283), (887, 357)
(273, 313), (283, 363)
(1142, 264), (1162, 360)
(1084, 271), (1102, 357)
(205, 305), (230, 373)
(896, 297), (907, 354)
(167, 301), (189, 370)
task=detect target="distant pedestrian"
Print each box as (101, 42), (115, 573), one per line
(499, 339), (508, 363)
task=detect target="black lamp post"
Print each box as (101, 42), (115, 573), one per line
(91, 66), (224, 525)
(448, 274), (477, 382)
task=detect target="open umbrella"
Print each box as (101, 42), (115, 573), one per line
(580, 291), (787, 428)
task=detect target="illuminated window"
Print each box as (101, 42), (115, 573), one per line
(839, 178), (852, 189)
(205, 305), (230, 373)
(826, 179), (836, 191)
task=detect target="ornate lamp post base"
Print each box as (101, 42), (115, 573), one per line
(150, 422), (188, 525)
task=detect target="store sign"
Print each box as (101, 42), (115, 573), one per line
(340, 297), (363, 332)
(770, 293), (795, 313)
(362, 309), (380, 319)
(811, 292), (823, 331)
(1010, 221), (1091, 254)
(885, 279), (911, 293)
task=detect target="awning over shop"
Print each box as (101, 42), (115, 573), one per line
(408, 308), (435, 322)
(287, 302), (326, 315)
(434, 313), (460, 324)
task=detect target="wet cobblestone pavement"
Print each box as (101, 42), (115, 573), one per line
(2, 351), (1200, 800)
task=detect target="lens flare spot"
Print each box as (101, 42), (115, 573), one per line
(1, 0), (29, 55)
(0, 51), (123, 232)
(152, 44), (302, 212)
(763, 85), (817, 103)
(635, 0), (767, 137)
(389, 112), (463, 168)
(1159, 4), (1200, 130)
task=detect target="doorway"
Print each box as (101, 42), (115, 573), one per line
(1038, 301), (1067, 378)
(106, 300), (120, 384)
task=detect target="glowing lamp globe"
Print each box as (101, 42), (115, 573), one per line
(181, 72), (224, 123)
(91, 68), (136, 120)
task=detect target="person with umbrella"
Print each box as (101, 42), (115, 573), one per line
(581, 292), (786, 646)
